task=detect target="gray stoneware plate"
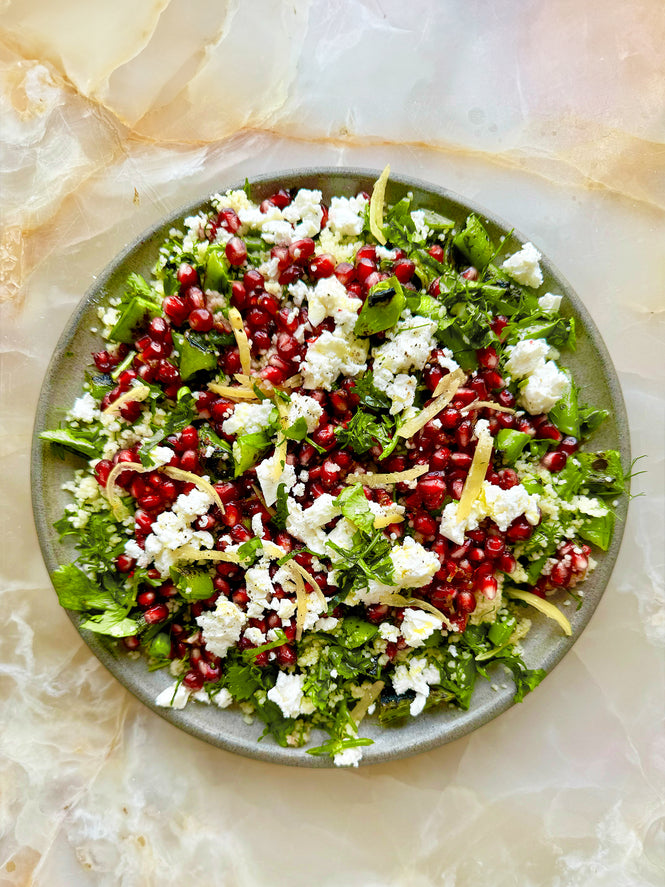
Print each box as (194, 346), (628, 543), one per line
(32, 169), (630, 767)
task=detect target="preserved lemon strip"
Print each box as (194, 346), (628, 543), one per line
(103, 384), (151, 415)
(346, 464), (429, 487)
(175, 547), (241, 564)
(289, 560), (328, 611)
(163, 466), (225, 514)
(350, 680), (385, 725)
(373, 512), (405, 528)
(506, 588), (572, 637)
(294, 569), (308, 641)
(105, 460), (151, 518)
(397, 368), (465, 439)
(369, 164), (390, 245)
(461, 400), (516, 414)
(456, 430), (493, 522)
(228, 307), (252, 376)
(378, 594), (456, 632)
(251, 484), (275, 518)
(207, 382), (259, 401)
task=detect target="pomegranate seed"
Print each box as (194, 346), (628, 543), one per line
(243, 269), (265, 292)
(496, 468), (519, 490)
(550, 561), (572, 587)
(558, 435), (580, 454)
(366, 604), (390, 624)
(476, 346), (498, 370)
(257, 293), (280, 316)
(498, 553), (516, 574)
(310, 254), (335, 278)
(246, 307), (270, 330)
(476, 576), (498, 599)
(311, 424), (337, 450)
(179, 449), (199, 472)
(177, 263), (199, 288)
(335, 262), (356, 285)
(116, 555), (135, 573)
(428, 244), (445, 262)
(485, 537), (505, 558)
(413, 512), (438, 536)
(356, 257), (376, 283)
(431, 447), (451, 470)
(424, 365), (444, 392)
(180, 425), (198, 448)
(276, 645), (297, 667)
(428, 278), (441, 296)
(356, 244), (376, 262)
(538, 422), (563, 443)
(123, 636), (140, 651)
(93, 351), (113, 372)
(183, 670), (204, 691)
(188, 308), (214, 332)
(418, 475), (447, 509)
(289, 238), (316, 263)
(461, 267), (479, 281)
(506, 518), (534, 541)
(184, 286), (205, 312)
(393, 258), (415, 282)
(457, 590), (477, 614)
(279, 264), (303, 286)
(491, 315), (509, 337)
(450, 452), (472, 471)
(226, 237), (247, 266)
(139, 494), (162, 511)
(134, 509), (153, 534)
(541, 451), (568, 472)
(483, 370), (505, 391)
(144, 604), (169, 624)
(163, 295), (189, 325)
(269, 188), (291, 209)
(217, 207), (241, 233)
(137, 590), (156, 608)
(94, 460), (113, 486)
(440, 407), (461, 429)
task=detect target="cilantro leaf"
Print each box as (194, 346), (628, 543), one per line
(350, 373), (391, 412)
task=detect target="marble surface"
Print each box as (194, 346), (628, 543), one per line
(1, 2), (664, 884)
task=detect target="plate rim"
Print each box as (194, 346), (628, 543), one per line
(31, 166), (631, 767)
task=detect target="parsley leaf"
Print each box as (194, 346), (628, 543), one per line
(335, 410), (395, 455)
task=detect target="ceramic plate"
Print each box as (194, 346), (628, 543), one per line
(32, 169), (630, 767)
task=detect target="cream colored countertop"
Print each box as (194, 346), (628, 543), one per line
(1, 2), (664, 884)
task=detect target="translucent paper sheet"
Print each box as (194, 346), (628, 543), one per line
(1, 2), (664, 884)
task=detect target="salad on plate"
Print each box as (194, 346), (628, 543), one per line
(42, 167), (626, 766)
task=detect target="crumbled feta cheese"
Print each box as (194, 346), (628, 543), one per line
(435, 347), (460, 374)
(474, 418), (491, 439)
(410, 210), (431, 242)
(327, 194), (368, 237)
(504, 339), (552, 379)
(440, 481), (541, 545)
(392, 657), (441, 716)
(372, 311), (438, 412)
(538, 292), (562, 313)
(285, 494), (341, 554)
(286, 392), (323, 433)
(282, 189), (324, 238)
(401, 609), (443, 647)
(155, 681), (190, 709)
(300, 327), (369, 391)
(255, 452), (297, 506)
(266, 671), (314, 718)
(334, 745), (364, 767)
(172, 487), (213, 520)
(69, 392), (98, 423)
(519, 360), (570, 414)
(390, 537), (440, 588)
(244, 626), (267, 646)
(151, 446), (175, 468)
(379, 622), (400, 643)
(570, 495), (609, 518)
(196, 598), (247, 658)
(502, 242), (543, 288)
(307, 275), (361, 331)
(251, 513), (264, 537)
(245, 563), (274, 618)
(222, 401), (275, 436)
